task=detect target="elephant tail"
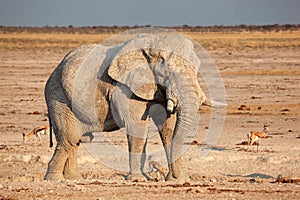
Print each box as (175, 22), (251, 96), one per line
(203, 98), (227, 107)
(49, 118), (53, 148)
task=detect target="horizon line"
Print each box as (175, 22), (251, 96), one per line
(1, 23), (300, 28)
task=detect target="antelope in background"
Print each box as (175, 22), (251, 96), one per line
(22, 125), (50, 143)
(247, 124), (269, 152)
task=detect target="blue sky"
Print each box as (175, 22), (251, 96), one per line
(0, 0), (299, 26)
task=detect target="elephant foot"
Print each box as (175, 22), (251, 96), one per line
(165, 172), (188, 182)
(126, 173), (148, 182)
(165, 173), (178, 181)
(44, 172), (64, 181)
(165, 172), (185, 181)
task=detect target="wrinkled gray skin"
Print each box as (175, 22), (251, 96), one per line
(44, 33), (220, 181)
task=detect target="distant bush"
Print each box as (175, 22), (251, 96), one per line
(0, 24), (299, 34)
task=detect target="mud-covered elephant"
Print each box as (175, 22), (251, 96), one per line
(44, 31), (224, 181)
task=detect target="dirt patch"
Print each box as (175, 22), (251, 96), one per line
(1, 28), (300, 199)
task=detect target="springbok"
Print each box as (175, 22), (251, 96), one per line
(247, 124), (269, 152)
(148, 161), (166, 181)
(22, 125), (50, 142)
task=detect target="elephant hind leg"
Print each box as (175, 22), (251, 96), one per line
(45, 144), (82, 180)
(44, 145), (68, 180)
(44, 100), (82, 180)
(63, 145), (82, 180)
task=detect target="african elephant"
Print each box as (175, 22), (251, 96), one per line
(44, 31), (224, 181)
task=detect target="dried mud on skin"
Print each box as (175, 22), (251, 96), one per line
(1, 29), (300, 199)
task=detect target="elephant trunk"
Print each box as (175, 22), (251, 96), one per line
(169, 79), (200, 179)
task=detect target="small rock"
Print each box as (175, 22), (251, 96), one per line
(210, 178), (217, 183)
(238, 105), (250, 111)
(36, 155), (50, 164)
(191, 140), (199, 145)
(182, 182), (191, 187)
(281, 108), (290, 112)
(249, 178), (256, 183)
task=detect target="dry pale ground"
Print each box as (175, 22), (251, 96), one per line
(0, 29), (300, 199)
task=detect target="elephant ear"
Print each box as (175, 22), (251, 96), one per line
(108, 48), (157, 100)
(108, 33), (202, 100)
(108, 34), (163, 100)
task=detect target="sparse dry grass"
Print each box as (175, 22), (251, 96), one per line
(0, 33), (111, 51)
(222, 69), (300, 76)
(184, 30), (300, 50)
(1, 29), (299, 51)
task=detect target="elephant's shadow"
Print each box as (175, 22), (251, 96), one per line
(80, 132), (153, 181)
(114, 172), (152, 181)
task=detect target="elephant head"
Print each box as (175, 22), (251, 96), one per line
(108, 33), (205, 179)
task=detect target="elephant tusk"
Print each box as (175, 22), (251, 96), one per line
(167, 99), (175, 112)
(204, 98), (227, 107)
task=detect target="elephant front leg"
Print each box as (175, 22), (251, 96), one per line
(111, 85), (149, 181)
(158, 114), (183, 181)
(126, 133), (148, 181)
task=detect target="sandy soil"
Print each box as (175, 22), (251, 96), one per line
(0, 34), (300, 199)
